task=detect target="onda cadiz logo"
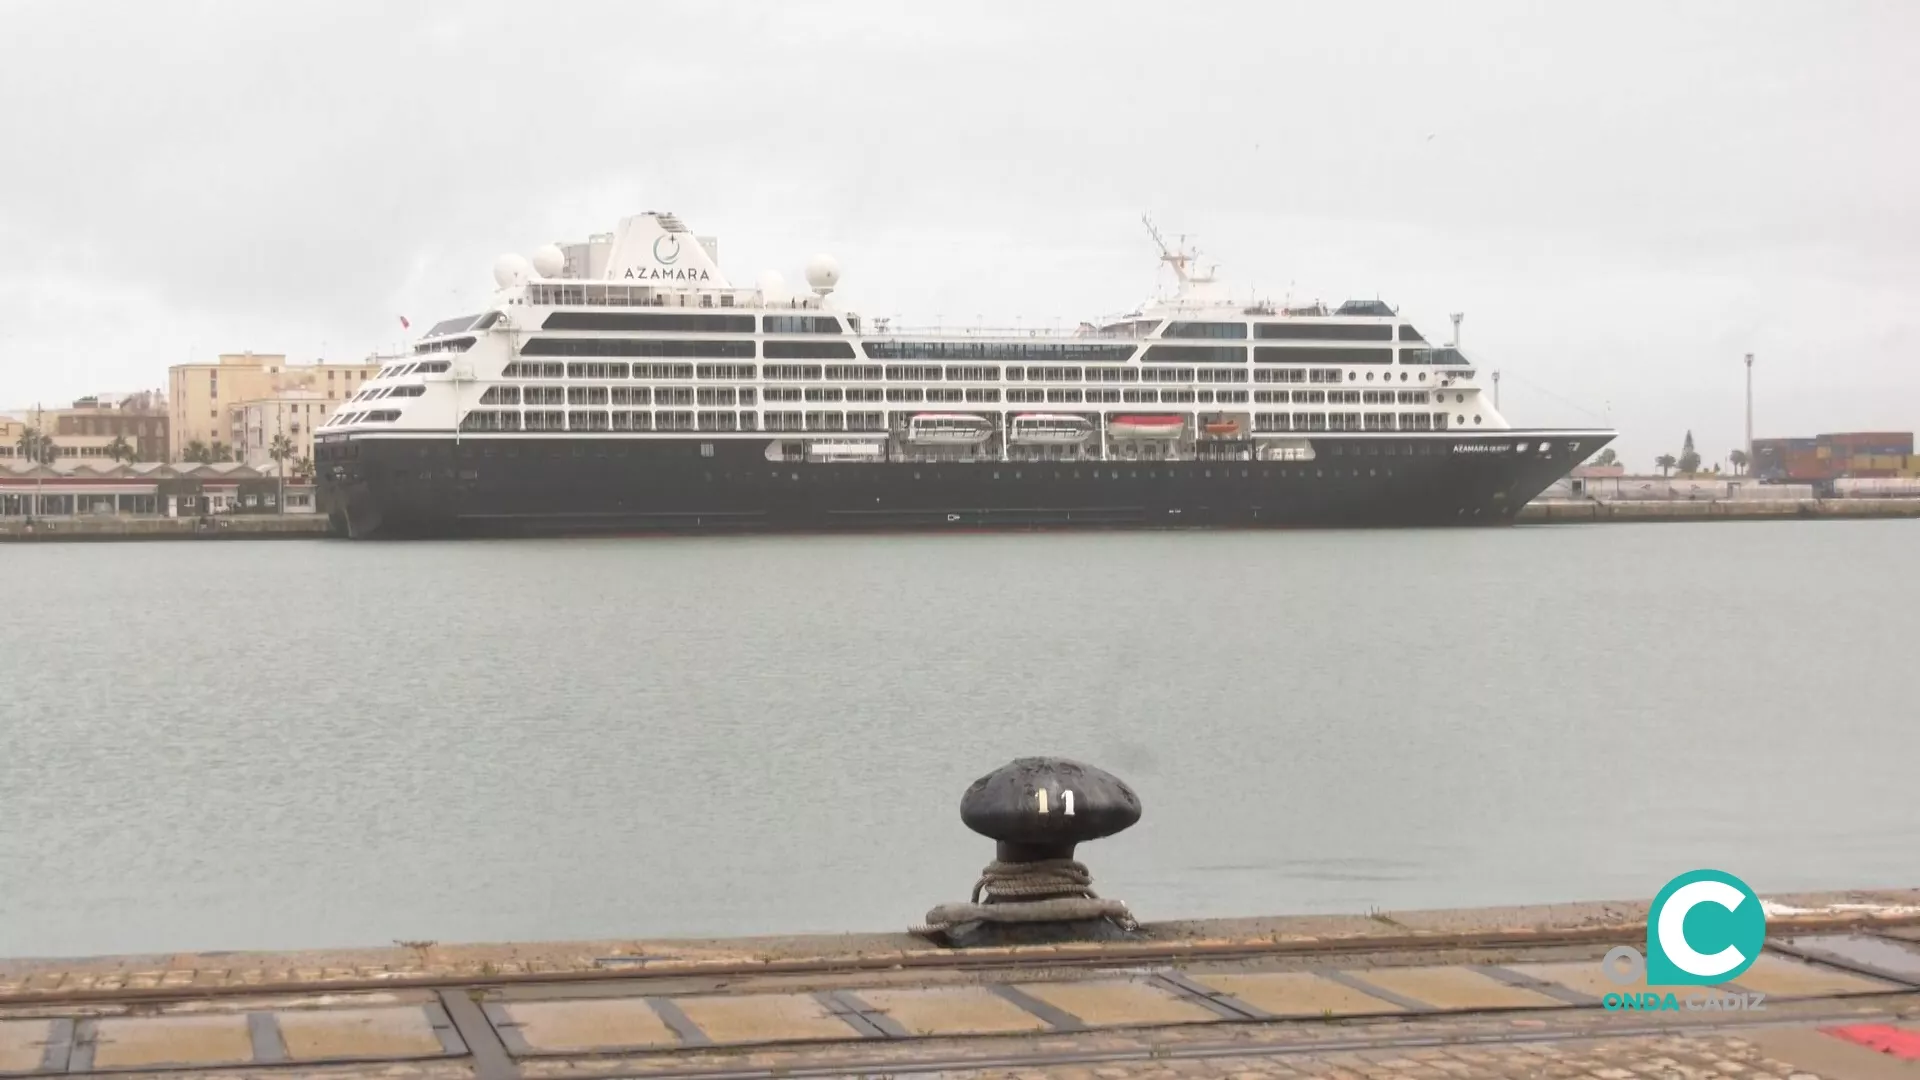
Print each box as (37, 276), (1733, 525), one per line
(1601, 870), (1768, 1012)
(653, 234), (681, 265)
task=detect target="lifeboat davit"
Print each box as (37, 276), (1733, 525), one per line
(1107, 414), (1185, 440)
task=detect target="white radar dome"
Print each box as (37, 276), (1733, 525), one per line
(805, 253), (840, 294)
(492, 253), (534, 288)
(757, 269), (789, 303)
(530, 244), (566, 278)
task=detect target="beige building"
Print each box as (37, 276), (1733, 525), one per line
(51, 392), (170, 462)
(230, 389), (331, 472)
(2, 408), (152, 468)
(167, 351), (379, 460)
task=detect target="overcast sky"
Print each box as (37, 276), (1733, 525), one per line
(2, 0), (1914, 467)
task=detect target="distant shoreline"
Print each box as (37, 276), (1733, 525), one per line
(5, 497), (1917, 542)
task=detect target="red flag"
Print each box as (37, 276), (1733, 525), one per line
(398, 315), (411, 329)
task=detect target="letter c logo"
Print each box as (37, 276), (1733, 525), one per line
(1644, 870), (1765, 986)
(1657, 880), (1748, 978)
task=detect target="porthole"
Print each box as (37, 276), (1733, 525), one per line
(1474, 415), (1483, 424)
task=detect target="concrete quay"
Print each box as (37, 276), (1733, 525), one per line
(1518, 498), (1920, 524)
(0, 516), (330, 542)
(5, 890), (1920, 1080)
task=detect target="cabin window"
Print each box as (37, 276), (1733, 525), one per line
(1256, 346), (1392, 365)
(1256, 323), (1392, 341)
(541, 311), (755, 333)
(1163, 321), (1249, 339)
(1144, 345), (1245, 364)
(763, 364), (824, 380)
(765, 341), (856, 360)
(763, 315), (842, 334)
(862, 341), (1135, 363)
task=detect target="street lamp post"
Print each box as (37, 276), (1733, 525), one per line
(1743, 353), (1754, 475)
(275, 406), (286, 515)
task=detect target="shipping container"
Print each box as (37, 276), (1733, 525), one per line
(1833, 477), (1920, 497)
(1823, 431), (1913, 453)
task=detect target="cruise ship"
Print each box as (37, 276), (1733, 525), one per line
(314, 211), (1613, 538)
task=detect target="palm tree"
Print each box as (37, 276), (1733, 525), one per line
(268, 433), (296, 513)
(14, 425), (59, 466)
(1588, 448), (1618, 468)
(1654, 454), (1678, 477)
(291, 455), (315, 482)
(104, 435), (135, 465)
(183, 440), (213, 465)
(210, 441), (234, 463)
(14, 424), (58, 521)
(1728, 449), (1749, 476)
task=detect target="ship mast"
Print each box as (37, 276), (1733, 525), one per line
(1141, 214), (1219, 299)
(1141, 214), (1192, 288)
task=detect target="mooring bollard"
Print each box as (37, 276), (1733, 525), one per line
(913, 756), (1142, 947)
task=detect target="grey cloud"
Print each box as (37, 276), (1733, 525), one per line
(1, 0), (1915, 468)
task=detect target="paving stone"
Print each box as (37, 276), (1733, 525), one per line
(495, 999), (679, 1052)
(1014, 979), (1230, 1027)
(0, 1019), (55, 1073)
(860, 986), (1052, 1036)
(1194, 972), (1406, 1017)
(90, 1014), (254, 1069)
(276, 1005), (446, 1060)
(671, 992), (858, 1044)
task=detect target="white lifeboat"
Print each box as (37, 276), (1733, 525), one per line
(1107, 414), (1185, 440)
(1010, 413), (1093, 444)
(907, 413), (993, 444)
(805, 441), (885, 462)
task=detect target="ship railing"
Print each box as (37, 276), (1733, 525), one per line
(861, 324), (1137, 340)
(522, 282), (828, 311)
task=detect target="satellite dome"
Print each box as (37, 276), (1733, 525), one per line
(530, 244), (566, 278)
(492, 253), (534, 288)
(805, 253), (840, 294)
(757, 269), (789, 303)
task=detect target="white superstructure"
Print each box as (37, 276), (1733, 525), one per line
(319, 211), (1508, 462)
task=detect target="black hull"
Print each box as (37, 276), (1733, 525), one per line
(316, 431), (1610, 540)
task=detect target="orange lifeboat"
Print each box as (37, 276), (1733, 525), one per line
(1107, 414), (1184, 439)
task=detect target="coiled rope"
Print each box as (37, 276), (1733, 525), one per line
(971, 859), (1096, 903)
(913, 859), (1137, 941)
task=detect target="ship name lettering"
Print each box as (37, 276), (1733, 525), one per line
(621, 267), (712, 281)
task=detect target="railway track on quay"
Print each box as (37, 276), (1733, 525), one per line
(6, 924), (1920, 1080)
